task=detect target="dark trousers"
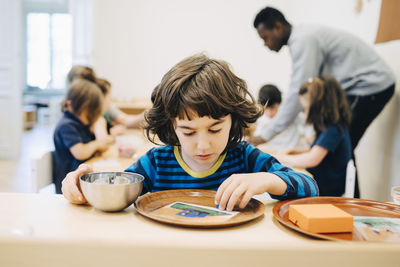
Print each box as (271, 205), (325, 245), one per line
(346, 83), (395, 198)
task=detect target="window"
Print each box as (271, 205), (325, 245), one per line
(24, 0), (72, 91)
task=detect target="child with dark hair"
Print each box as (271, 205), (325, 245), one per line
(276, 76), (352, 196)
(253, 84), (306, 151)
(61, 54), (318, 211)
(258, 84), (282, 109)
(53, 79), (112, 194)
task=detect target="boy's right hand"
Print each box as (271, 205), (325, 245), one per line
(61, 164), (92, 204)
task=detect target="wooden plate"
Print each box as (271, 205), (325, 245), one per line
(273, 196), (400, 241)
(135, 189), (265, 228)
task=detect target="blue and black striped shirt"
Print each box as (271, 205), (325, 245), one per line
(125, 141), (319, 200)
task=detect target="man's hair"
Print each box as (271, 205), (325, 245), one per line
(144, 53), (262, 147)
(258, 84), (281, 107)
(299, 76), (351, 135)
(253, 7), (291, 29)
(63, 79), (104, 125)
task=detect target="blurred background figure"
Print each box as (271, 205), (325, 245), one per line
(276, 76), (352, 197)
(250, 84), (308, 153)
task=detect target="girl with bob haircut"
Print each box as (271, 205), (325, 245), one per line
(277, 76), (352, 196)
(53, 79), (111, 194)
(61, 54), (318, 211)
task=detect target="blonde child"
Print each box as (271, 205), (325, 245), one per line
(94, 78), (137, 158)
(62, 54), (318, 211)
(95, 78), (143, 136)
(276, 76), (352, 196)
(53, 79), (112, 194)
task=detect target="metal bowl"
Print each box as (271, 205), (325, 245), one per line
(80, 172), (144, 212)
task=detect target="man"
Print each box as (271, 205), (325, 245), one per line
(251, 7), (395, 151)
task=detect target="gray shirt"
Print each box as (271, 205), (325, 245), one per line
(261, 24), (395, 141)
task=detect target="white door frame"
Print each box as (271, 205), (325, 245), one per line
(0, 0), (22, 159)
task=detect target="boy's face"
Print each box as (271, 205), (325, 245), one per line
(174, 112), (232, 172)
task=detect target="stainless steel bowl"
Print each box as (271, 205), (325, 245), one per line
(80, 172), (144, 212)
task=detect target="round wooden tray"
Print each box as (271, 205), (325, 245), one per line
(135, 189), (265, 228)
(272, 196), (400, 241)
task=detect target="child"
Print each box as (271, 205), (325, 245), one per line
(66, 65), (97, 86)
(92, 78), (126, 139)
(53, 79), (112, 194)
(94, 78), (137, 158)
(253, 84), (306, 150)
(67, 65), (144, 131)
(276, 76), (352, 196)
(96, 78), (143, 133)
(61, 54), (319, 211)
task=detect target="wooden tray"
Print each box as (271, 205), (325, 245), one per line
(135, 189), (265, 228)
(273, 196), (400, 241)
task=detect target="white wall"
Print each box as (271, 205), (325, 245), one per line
(91, 0), (381, 100)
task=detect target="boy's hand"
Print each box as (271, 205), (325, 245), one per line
(61, 164), (92, 204)
(215, 173), (269, 211)
(215, 173), (287, 211)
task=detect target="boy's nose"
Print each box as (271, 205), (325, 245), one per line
(196, 134), (211, 151)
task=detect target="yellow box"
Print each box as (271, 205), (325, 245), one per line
(288, 204), (353, 233)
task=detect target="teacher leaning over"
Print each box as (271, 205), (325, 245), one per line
(250, 6), (395, 151)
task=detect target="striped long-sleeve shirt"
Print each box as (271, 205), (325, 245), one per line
(125, 141), (319, 200)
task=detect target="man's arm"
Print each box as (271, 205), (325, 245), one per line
(261, 35), (323, 141)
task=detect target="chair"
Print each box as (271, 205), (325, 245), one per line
(342, 159), (356, 198)
(30, 151), (55, 193)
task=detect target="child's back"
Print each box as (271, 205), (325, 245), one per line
(53, 111), (95, 190)
(306, 124), (352, 196)
(53, 79), (107, 193)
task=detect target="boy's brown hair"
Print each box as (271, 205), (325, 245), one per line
(144, 54), (263, 147)
(63, 79), (104, 125)
(299, 75), (351, 134)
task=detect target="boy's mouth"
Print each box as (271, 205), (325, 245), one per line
(196, 154), (212, 160)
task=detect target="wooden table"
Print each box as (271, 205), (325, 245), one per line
(114, 98), (152, 115)
(0, 192), (399, 267)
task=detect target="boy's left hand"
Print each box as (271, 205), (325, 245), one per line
(215, 173), (269, 212)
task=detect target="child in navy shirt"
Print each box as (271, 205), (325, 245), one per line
(53, 79), (112, 193)
(61, 54), (319, 210)
(276, 76), (352, 196)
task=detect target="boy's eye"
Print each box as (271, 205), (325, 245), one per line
(209, 129), (221, 134)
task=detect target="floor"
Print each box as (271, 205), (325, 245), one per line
(0, 124), (55, 193)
